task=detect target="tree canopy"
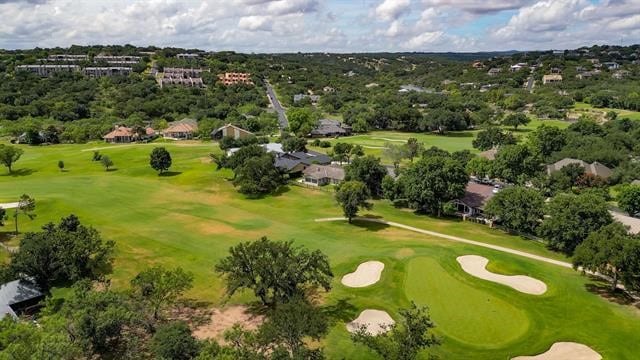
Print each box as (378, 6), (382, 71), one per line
(399, 155), (468, 216)
(538, 193), (612, 255)
(150, 147), (172, 174)
(335, 180), (372, 222)
(485, 186), (545, 235)
(215, 237), (333, 306)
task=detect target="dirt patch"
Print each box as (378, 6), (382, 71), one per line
(512, 342), (601, 360)
(395, 248), (415, 259)
(193, 305), (264, 342)
(457, 255), (547, 295)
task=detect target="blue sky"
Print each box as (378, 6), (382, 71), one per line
(0, 0), (638, 52)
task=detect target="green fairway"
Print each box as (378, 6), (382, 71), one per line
(406, 257), (530, 347)
(2, 142), (640, 358)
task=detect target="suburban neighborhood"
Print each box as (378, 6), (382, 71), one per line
(1, 1), (640, 359)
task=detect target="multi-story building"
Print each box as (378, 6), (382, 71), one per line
(16, 64), (80, 77)
(158, 76), (204, 88)
(176, 53), (199, 60)
(46, 54), (88, 62)
(158, 67), (206, 88)
(94, 55), (141, 66)
(163, 67), (206, 78)
(83, 67), (132, 78)
(217, 72), (253, 86)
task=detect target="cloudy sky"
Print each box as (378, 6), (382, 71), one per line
(0, 0), (638, 52)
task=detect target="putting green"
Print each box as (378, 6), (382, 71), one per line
(405, 257), (530, 348)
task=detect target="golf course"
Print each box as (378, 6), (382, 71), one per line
(2, 141), (640, 359)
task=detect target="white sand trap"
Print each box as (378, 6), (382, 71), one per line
(341, 261), (385, 287)
(0, 202), (19, 209)
(512, 342), (602, 360)
(346, 309), (395, 335)
(457, 255), (547, 295)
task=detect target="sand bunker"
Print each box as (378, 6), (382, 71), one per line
(0, 202), (19, 209)
(341, 261), (385, 287)
(346, 309), (395, 335)
(512, 342), (602, 360)
(193, 305), (264, 341)
(457, 255), (547, 295)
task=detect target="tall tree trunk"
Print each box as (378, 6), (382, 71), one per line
(611, 272), (618, 292)
(14, 210), (18, 234)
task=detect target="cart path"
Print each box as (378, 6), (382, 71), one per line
(315, 217), (573, 268)
(0, 202), (19, 209)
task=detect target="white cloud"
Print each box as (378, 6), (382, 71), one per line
(375, 0), (411, 21)
(423, 0), (532, 14)
(238, 15), (272, 31)
(494, 0), (586, 40)
(0, 0), (637, 52)
(402, 31), (445, 49)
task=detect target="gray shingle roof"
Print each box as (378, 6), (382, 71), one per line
(275, 150), (331, 172)
(546, 158), (613, 179)
(0, 280), (43, 320)
(303, 164), (345, 181)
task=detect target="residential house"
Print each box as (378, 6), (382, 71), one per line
(487, 68), (501, 76)
(227, 143), (283, 156)
(212, 124), (254, 140)
(293, 94), (321, 104)
(542, 74), (563, 84)
(302, 164), (345, 186)
(310, 119), (352, 138)
(546, 158), (613, 179)
(478, 148), (498, 161)
(453, 182), (498, 217)
(274, 151), (331, 173)
(0, 280), (45, 320)
(603, 62), (620, 70)
(611, 212), (640, 234)
(16, 64), (79, 77)
(612, 70), (631, 80)
(218, 72), (253, 86)
(472, 61), (484, 69)
(84, 67), (132, 78)
(103, 126), (155, 143)
(550, 67), (562, 74)
(510, 63), (527, 72)
(163, 118), (198, 140)
(399, 84), (427, 93)
(576, 71), (595, 80)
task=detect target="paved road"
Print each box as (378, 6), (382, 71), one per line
(525, 76), (534, 93)
(265, 81), (288, 130)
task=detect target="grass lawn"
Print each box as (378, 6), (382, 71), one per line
(1, 141), (639, 359)
(573, 102), (640, 121)
(309, 117), (570, 164)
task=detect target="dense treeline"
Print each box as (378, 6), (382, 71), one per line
(2, 44), (639, 143)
